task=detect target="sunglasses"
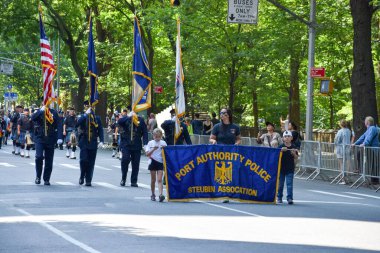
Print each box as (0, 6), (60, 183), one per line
(220, 111), (227, 115)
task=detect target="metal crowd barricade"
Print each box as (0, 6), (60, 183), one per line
(298, 141), (320, 179)
(299, 140), (380, 191)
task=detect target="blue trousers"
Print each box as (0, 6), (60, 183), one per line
(120, 147), (141, 184)
(277, 172), (294, 201)
(35, 142), (55, 182)
(79, 148), (97, 183)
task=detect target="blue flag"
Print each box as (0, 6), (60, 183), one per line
(132, 16), (152, 112)
(88, 17), (99, 107)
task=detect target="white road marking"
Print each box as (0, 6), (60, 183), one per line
(20, 182), (34, 185)
(95, 165), (112, 171)
(295, 200), (380, 207)
(0, 162), (16, 167)
(194, 200), (263, 217)
(15, 208), (101, 253)
(29, 162), (35, 166)
(309, 190), (364, 199)
(60, 164), (79, 170)
(56, 182), (76, 186)
(344, 192), (380, 200)
(112, 165), (120, 169)
(134, 197), (151, 200)
(93, 182), (123, 190)
(0, 150), (12, 154)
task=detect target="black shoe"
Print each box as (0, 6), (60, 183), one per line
(85, 182), (92, 187)
(287, 199), (294, 205)
(151, 195), (156, 201)
(159, 195), (165, 202)
(79, 178), (84, 185)
(222, 200), (229, 203)
(120, 180), (126, 186)
(35, 178), (41, 184)
(131, 183), (138, 187)
(277, 198), (283, 204)
(12, 151), (15, 154)
(44, 181), (50, 186)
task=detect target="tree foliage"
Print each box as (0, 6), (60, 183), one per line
(0, 0), (378, 132)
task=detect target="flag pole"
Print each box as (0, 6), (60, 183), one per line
(88, 14), (92, 143)
(39, 5), (47, 137)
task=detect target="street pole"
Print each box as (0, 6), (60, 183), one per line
(56, 35), (60, 110)
(305, 0), (316, 140)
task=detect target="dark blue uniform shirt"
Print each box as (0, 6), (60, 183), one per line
(117, 115), (148, 150)
(31, 109), (63, 146)
(76, 113), (104, 150)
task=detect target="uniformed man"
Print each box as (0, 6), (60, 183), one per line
(76, 101), (104, 186)
(63, 107), (77, 159)
(117, 107), (148, 187)
(10, 105), (23, 155)
(57, 110), (65, 150)
(161, 109), (192, 146)
(31, 104), (63, 185)
(17, 108), (33, 158)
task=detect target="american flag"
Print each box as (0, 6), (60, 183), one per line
(39, 9), (56, 123)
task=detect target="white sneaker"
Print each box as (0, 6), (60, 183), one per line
(20, 149), (24, 157)
(112, 150), (116, 157)
(119, 152), (122, 159)
(66, 149), (70, 158)
(70, 151), (76, 159)
(25, 150), (30, 158)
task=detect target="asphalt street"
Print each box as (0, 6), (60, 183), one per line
(0, 142), (379, 253)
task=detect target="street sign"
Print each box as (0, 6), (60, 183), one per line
(154, 86), (163, 94)
(0, 62), (14, 75)
(4, 92), (18, 101)
(311, 67), (325, 78)
(227, 0), (259, 24)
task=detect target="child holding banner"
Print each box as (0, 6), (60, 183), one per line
(277, 129), (299, 205)
(145, 128), (167, 202)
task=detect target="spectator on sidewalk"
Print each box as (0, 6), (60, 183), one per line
(334, 119), (352, 183)
(191, 113), (203, 135)
(211, 112), (219, 126)
(257, 122), (282, 148)
(184, 117), (193, 135)
(202, 115), (213, 135)
(354, 116), (379, 184)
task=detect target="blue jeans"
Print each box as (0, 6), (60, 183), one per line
(277, 172), (294, 200)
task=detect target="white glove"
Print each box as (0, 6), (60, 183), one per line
(57, 139), (63, 145)
(40, 105), (46, 112)
(86, 108), (92, 114)
(98, 142), (104, 148)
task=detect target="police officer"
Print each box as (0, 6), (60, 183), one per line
(63, 107), (77, 159)
(10, 105), (23, 155)
(161, 109), (192, 145)
(118, 107), (148, 187)
(17, 108), (33, 158)
(76, 101), (104, 186)
(31, 104), (63, 185)
(57, 110), (65, 150)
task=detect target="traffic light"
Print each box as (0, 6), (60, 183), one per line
(320, 79), (334, 95)
(170, 0), (180, 6)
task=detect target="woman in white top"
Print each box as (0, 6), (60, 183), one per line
(145, 128), (167, 202)
(334, 119), (352, 182)
(257, 122), (282, 148)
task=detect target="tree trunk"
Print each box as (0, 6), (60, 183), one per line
(350, 0), (378, 138)
(288, 53), (301, 128)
